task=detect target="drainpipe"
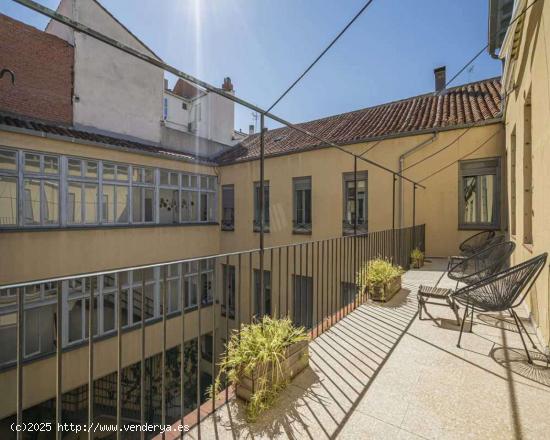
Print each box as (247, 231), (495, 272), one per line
(398, 131), (438, 228)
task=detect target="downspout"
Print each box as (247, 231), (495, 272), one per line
(398, 131), (439, 228)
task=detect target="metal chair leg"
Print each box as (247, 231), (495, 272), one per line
(457, 303), (469, 348)
(511, 309), (538, 349)
(510, 309), (533, 364)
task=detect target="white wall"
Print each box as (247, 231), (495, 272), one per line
(47, 0), (164, 143)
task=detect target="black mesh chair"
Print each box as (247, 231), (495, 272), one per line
(452, 253), (547, 364)
(458, 230), (496, 256)
(418, 241), (516, 324)
(448, 241), (516, 286)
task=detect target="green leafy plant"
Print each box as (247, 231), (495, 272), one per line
(410, 248), (424, 267)
(209, 316), (309, 422)
(356, 258), (404, 293)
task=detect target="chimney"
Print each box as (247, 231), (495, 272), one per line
(222, 77), (234, 92)
(249, 124), (254, 135)
(434, 66), (446, 92)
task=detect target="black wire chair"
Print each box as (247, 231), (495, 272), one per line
(418, 241), (515, 324)
(448, 241), (516, 286)
(452, 252), (548, 364)
(458, 230), (496, 256)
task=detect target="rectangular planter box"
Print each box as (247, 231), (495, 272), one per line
(366, 275), (402, 302)
(236, 340), (309, 402)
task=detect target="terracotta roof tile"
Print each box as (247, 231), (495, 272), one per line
(217, 77), (502, 164)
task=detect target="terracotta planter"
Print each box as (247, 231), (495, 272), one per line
(236, 340), (309, 402)
(366, 275), (402, 302)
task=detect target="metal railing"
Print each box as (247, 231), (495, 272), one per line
(0, 224), (424, 439)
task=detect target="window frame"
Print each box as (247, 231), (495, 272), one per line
(342, 171), (368, 235)
(0, 146), (218, 230)
(292, 176), (312, 234)
(458, 157), (501, 230)
(221, 184), (235, 231)
(253, 181), (270, 232)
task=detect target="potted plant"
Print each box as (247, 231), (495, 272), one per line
(357, 258), (404, 302)
(210, 316), (309, 421)
(410, 248), (424, 268)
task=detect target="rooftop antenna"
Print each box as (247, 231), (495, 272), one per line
(251, 111), (259, 132)
(467, 65), (474, 82)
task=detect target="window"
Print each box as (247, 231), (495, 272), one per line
(181, 174), (199, 222)
(200, 175), (216, 222)
(523, 95), (533, 244)
(132, 166), (155, 223)
(343, 171), (367, 234)
(293, 177), (311, 233)
(293, 275), (313, 329)
(102, 163), (129, 224)
(23, 152), (60, 226)
(222, 265), (236, 318)
(0, 148), (218, 230)
(184, 259), (215, 308)
(253, 270), (271, 318)
(459, 158), (501, 229)
(67, 158), (99, 225)
(510, 129), (517, 236)
(159, 170), (179, 224)
(253, 181), (269, 232)
(163, 97), (168, 120)
(221, 184), (234, 230)
(160, 264), (181, 313)
(0, 148), (18, 226)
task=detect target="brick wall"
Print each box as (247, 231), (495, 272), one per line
(0, 14), (73, 124)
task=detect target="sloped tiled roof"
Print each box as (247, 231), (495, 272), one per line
(0, 113), (214, 164)
(217, 77), (502, 164)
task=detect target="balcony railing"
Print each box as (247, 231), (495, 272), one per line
(0, 224), (424, 439)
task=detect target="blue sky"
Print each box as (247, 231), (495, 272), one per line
(2, 0), (501, 132)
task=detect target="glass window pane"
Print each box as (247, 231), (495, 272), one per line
(115, 186), (129, 223)
(24, 308), (40, 356)
(208, 176), (216, 190)
(479, 175), (494, 223)
(24, 153), (41, 173)
(144, 188), (154, 222)
(201, 176), (208, 189)
(169, 172), (178, 186)
(181, 174), (189, 188)
(68, 299), (83, 343)
(132, 167), (143, 183)
(43, 156), (59, 174)
(190, 175), (198, 188)
(68, 183), (82, 224)
(103, 163), (115, 180)
(84, 184), (98, 224)
(0, 149), (17, 171)
(0, 176), (17, 225)
(181, 190), (198, 222)
(132, 186), (143, 222)
(200, 193), (208, 221)
(144, 168), (155, 184)
(117, 165), (129, 182)
(24, 179), (41, 224)
(102, 185), (115, 223)
(43, 180), (59, 224)
(159, 188), (179, 223)
(103, 293), (115, 333)
(160, 170), (170, 185)
(85, 161), (98, 179)
(68, 159), (82, 177)
(462, 176), (477, 223)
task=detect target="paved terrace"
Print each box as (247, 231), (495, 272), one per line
(185, 259), (550, 439)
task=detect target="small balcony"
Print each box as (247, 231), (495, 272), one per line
(180, 259), (550, 440)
